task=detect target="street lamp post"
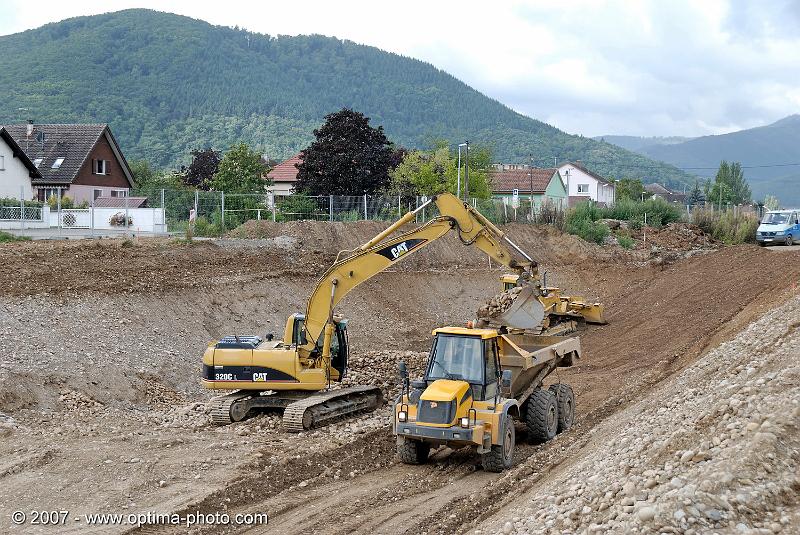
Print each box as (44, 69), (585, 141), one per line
(457, 141), (468, 200)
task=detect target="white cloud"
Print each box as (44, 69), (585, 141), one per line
(0, 0), (797, 137)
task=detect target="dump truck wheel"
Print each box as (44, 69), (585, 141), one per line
(548, 383), (575, 432)
(482, 414), (515, 472)
(396, 437), (430, 465)
(526, 389), (558, 442)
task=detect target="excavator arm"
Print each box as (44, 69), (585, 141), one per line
(300, 193), (542, 360)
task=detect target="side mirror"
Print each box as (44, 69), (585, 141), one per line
(501, 369), (513, 389)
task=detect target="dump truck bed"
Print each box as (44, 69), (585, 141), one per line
(498, 333), (581, 401)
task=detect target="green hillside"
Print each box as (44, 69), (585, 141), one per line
(622, 116), (800, 206)
(0, 9), (692, 187)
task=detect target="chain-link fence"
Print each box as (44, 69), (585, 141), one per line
(132, 190), (572, 236)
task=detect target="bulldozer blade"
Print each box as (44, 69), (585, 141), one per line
(495, 286), (546, 330)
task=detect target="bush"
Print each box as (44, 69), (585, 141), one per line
(276, 194), (324, 222)
(0, 197), (41, 208)
(617, 235), (635, 249)
(47, 194), (74, 209)
(565, 213), (610, 244)
(692, 209), (758, 244)
(601, 197), (683, 228)
(193, 215), (224, 237)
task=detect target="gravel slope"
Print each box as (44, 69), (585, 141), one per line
(482, 295), (800, 535)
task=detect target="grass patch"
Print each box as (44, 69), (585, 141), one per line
(0, 231), (30, 243)
(565, 198), (684, 245)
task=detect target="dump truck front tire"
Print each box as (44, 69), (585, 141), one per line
(396, 437), (431, 465)
(482, 414), (515, 472)
(526, 389), (558, 442)
(549, 383), (575, 432)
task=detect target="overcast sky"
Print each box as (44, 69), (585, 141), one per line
(1, 0), (798, 138)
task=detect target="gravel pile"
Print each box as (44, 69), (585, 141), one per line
(485, 295), (800, 535)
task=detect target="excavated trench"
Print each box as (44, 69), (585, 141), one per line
(0, 223), (798, 535)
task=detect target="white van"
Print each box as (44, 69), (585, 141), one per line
(756, 210), (800, 246)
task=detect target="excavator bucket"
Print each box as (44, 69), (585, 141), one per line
(494, 286), (546, 330)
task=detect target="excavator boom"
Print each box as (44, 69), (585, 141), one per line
(300, 193), (545, 357)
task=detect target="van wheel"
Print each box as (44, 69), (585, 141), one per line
(526, 389), (558, 442)
(482, 414), (515, 472)
(548, 383), (575, 432)
(787, 235), (794, 246)
(396, 437), (430, 465)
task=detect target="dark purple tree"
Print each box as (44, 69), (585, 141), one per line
(181, 148), (221, 190)
(295, 108), (394, 195)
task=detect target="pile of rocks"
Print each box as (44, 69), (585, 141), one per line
(477, 286), (523, 320)
(484, 295), (800, 535)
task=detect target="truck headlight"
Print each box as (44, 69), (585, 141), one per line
(398, 410), (408, 422)
(460, 416), (470, 428)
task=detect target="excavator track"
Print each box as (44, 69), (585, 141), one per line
(283, 385), (384, 432)
(209, 391), (254, 426)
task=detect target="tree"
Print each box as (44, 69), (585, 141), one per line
(615, 178), (645, 201)
(207, 143), (269, 193)
(687, 180), (705, 206)
(295, 108), (394, 195)
(182, 148), (221, 190)
(128, 159), (157, 188)
(390, 141), (492, 199)
(763, 195), (780, 211)
(709, 161), (751, 207)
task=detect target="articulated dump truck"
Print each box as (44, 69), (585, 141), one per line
(394, 327), (580, 472)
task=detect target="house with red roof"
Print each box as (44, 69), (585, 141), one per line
(489, 165), (567, 209)
(266, 153), (302, 195)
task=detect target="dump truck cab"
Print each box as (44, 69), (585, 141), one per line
(394, 326), (581, 472)
(394, 327), (520, 471)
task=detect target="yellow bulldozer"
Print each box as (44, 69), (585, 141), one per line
(201, 192), (603, 432)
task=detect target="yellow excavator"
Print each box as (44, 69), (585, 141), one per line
(201, 193), (600, 431)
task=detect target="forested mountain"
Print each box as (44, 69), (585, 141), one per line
(603, 116), (800, 206)
(0, 9), (692, 187)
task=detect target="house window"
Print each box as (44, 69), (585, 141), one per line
(33, 158), (43, 168)
(52, 158), (65, 169)
(93, 159), (109, 175)
(0, 155), (4, 170)
(110, 190), (128, 198)
(577, 184), (590, 194)
(94, 189), (103, 200)
(39, 187), (63, 202)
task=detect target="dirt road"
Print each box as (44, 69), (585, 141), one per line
(1, 223), (797, 535)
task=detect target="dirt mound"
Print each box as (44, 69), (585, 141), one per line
(631, 222), (717, 251)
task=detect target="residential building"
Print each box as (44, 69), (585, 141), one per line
(557, 161), (616, 206)
(489, 167), (567, 208)
(266, 153), (302, 195)
(0, 127), (41, 199)
(645, 183), (687, 205)
(2, 123), (134, 204)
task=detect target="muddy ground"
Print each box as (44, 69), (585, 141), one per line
(0, 221), (798, 534)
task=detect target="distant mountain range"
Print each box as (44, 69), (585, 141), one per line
(0, 9), (693, 188)
(599, 115), (800, 207)
(593, 135), (694, 152)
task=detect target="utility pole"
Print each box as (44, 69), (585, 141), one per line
(529, 153), (534, 219)
(463, 141), (470, 201)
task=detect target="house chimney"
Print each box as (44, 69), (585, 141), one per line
(26, 120), (33, 139)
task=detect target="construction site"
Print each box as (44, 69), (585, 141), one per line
(1, 207), (799, 535)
